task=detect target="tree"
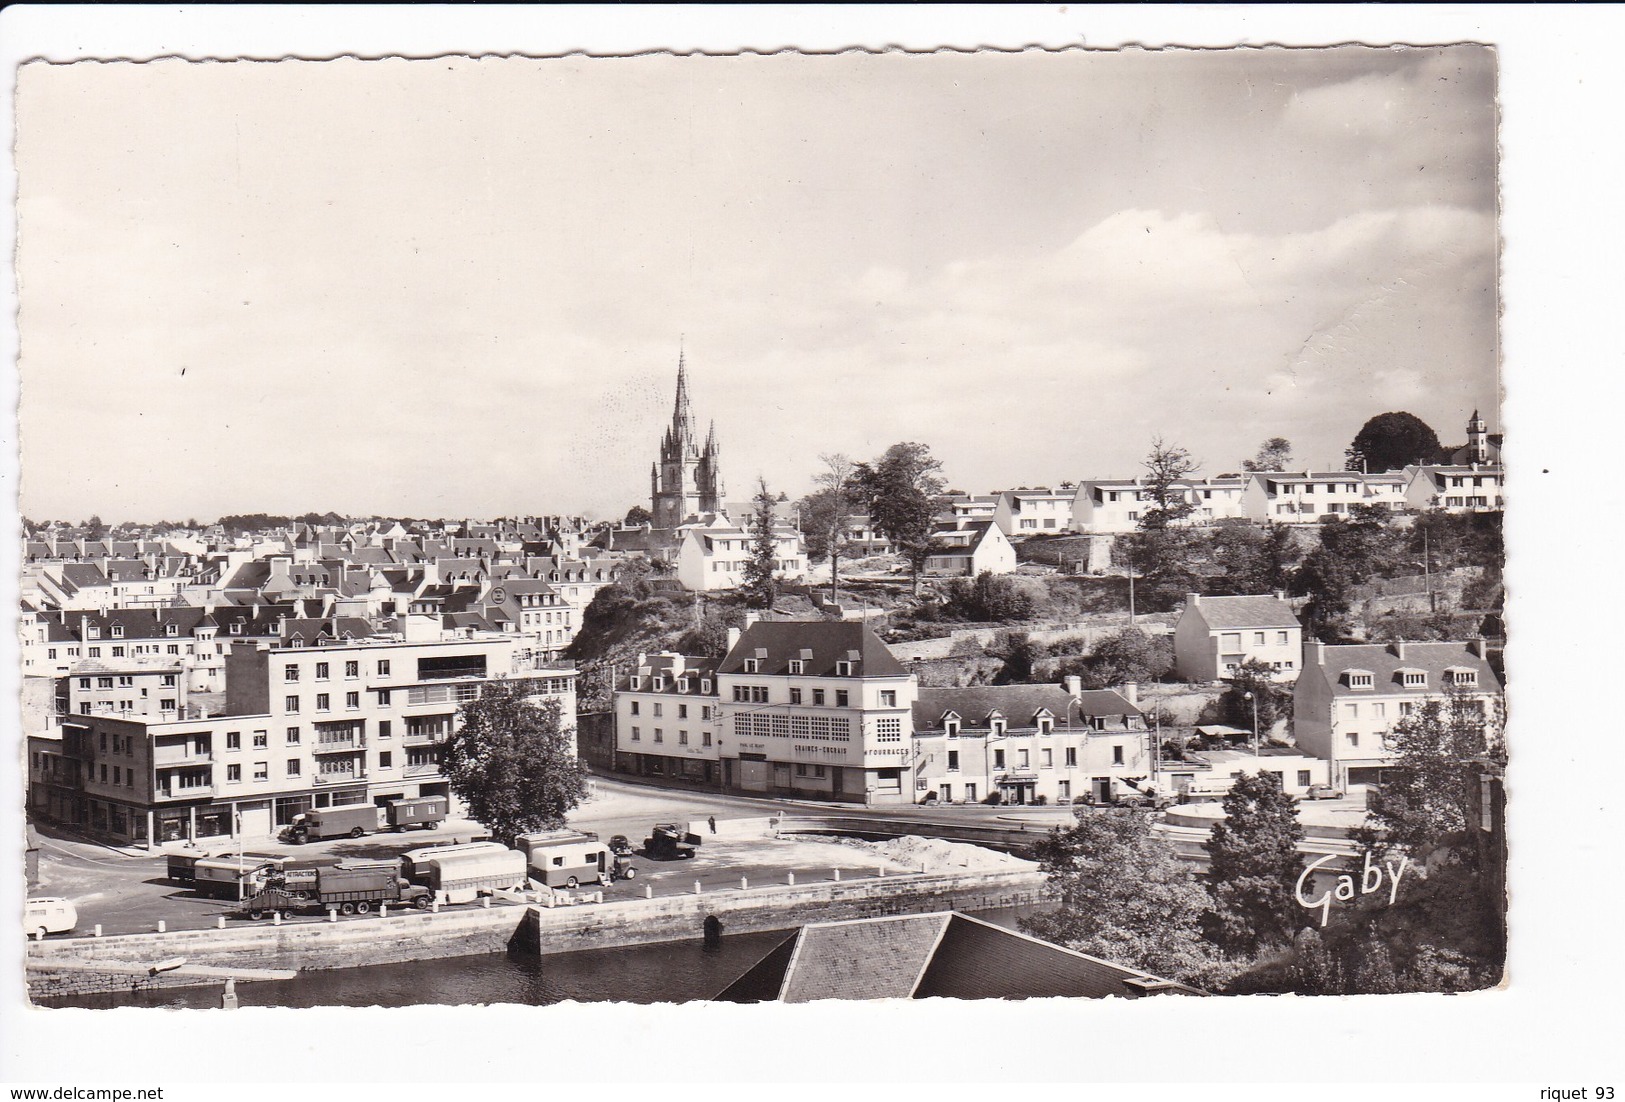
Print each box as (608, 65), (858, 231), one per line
(741, 476), (780, 609)
(1345, 412), (1442, 473)
(856, 442), (945, 595)
(938, 571), (1038, 623)
(1021, 809), (1214, 982)
(1216, 659), (1293, 739)
(1057, 627), (1172, 689)
(623, 505), (653, 527)
(441, 682), (589, 847)
(1292, 506), (1400, 641)
(1365, 686), (1503, 856)
(84, 514), (107, 539)
(1139, 436), (1199, 529)
(1242, 437), (1294, 473)
(988, 630), (1044, 684)
(802, 452), (856, 602)
(1204, 771), (1307, 956)
(1210, 522), (1299, 596)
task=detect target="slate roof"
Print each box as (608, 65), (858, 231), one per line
(617, 653), (721, 692)
(1303, 640), (1502, 698)
(714, 912), (1202, 1003)
(1186, 594), (1300, 631)
(912, 685), (1143, 733)
(718, 620), (907, 678)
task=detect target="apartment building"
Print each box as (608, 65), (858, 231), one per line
(1172, 592), (1303, 682)
(1292, 638), (1503, 788)
(1070, 477), (1248, 533)
(614, 653), (723, 785)
(1242, 471), (1408, 523)
(715, 621), (917, 805)
(675, 517), (806, 593)
(993, 488), (1076, 536)
(27, 624), (576, 845)
(1402, 463), (1505, 514)
(909, 679), (1151, 806)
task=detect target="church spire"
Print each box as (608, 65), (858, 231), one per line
(672, 347), (696, 449)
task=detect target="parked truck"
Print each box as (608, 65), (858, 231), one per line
(402, 842), (529, 904)
(283, 796), (448, 844)
(239, 860), (431, 918)
(245, 854), (343, 899)
(643, 823), (701, 861)
(517, 830), (635, 889)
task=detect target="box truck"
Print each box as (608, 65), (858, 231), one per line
(283, 796), (448, 843)
(517, 830), (635, 889)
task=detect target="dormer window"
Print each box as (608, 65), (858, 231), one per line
(743, 659), (760, 674)
(835, 661), (853, 677)
(701, 679), (712, 694)
(653, 677), (666, 691)
(945, 717), (960, 737)
(1036, 714), (1054, 734)
(165, 623), (178, 636)
(787, 660), (805, 675)
(989, 714), (1006, 736)
(1399, 669), (1427, 688)
(1447, 668), (1478, 687)
(87, 626), (101, 640)
(1344, 670), (1374, 689)
(629, 676), (642, 691)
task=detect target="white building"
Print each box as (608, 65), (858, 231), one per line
(675, 517), (806, 592)
(1402, 463), (1505, 513)
(993, 488), (1076, 536)
(1242, 471), (1408, 523)
(922, 521), (1018, 577)
(1172, 592), (1303, 682)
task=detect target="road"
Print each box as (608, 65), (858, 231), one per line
(28, 778), (1059, 939)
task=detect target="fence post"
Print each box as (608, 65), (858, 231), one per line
(94, 924), (102, 937)
(379, 903), (388, 918)
(643, 884), (653, 899)
(787, 871), (795, 886)
(740, 877), (748, 891)
(694, 880), (703, 896)
(216, 916), (225, 930)
(832, 869), (841, 882)
(157, 920), (165, 933)
(273, 911), (282, 926)
(328, 908), (338, 923)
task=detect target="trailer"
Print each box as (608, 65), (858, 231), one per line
(517, 830), (635, 889)
(191, 854), (282, 899)
(239, 861), (430, 919)
(408, 845), (528, 904)
(400, 840), (510, 885)
(383, 795), (447, 832)
(167, 849), (232, 885)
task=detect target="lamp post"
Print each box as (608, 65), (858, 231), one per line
(1244, 691), (1259, 757)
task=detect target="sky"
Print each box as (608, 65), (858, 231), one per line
(15, 46), (1498, 523)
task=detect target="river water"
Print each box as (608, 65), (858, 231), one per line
(37, 905), (1042, 1009)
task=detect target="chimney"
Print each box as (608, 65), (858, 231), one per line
(725, 627), (743, 654)
(1064, 674), (1083, 698)
(1308, 640), (1325, 667)
(1186, 592), (1201, 608)
(1392, 640), (1406, 661)
(1122, 681), (1138, 706)
(1471, 638), (1488, 660)
(1274, 589), (1287, 602)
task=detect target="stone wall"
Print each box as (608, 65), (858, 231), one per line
(26, 869), (1048, 998)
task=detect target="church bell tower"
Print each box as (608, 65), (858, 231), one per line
(650, 351), (725, 528)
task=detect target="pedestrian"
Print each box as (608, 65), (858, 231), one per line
(708, 815), (717, 835)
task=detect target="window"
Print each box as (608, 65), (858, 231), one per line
(345, 661), (359, 678)
(377, 659), (391, 676)
(653, 728), (663, 744)
(113, 766), (121, 784)
(787, 660), (804, 675)
(1346, 733), (1359, 746)
(630, 726), (641, 742)
(1345, 703), (1360, 718)
(1057, 780), (1071, 800)
(379, 721), (392, 739)
(701, 705), (713, 720)
(835, 690), (849, 708)
(316, 693), (331, 712)
(993, 749), (1006, 769)
(702, 731), (712, 747)
(1037, 716), (1053, 734)
(1277, 631), (1289, 645)
(1298, 771), (1312, 787)
(1449, 670), (1479, 687)
(346, 692), (360, 710)
(98, 676), (114, 690)
(789, 688), (802, 705)
(286, 727), (301, 745)
(1402, 671), (1427, 687)
(254, 762), (269, 781)
(653, 677), (666, 691)
(227, 764), (241, 782)
(226, 732), (240, 750)
(678, 730), (689, 746)
(111, 624), (124, 638)
(284, 664), (299, 682)
(377, 689), (391, 706)
(835, 661), (853, 677)
(378, 752), (392, 769)
(701, 679), (711, 694)
(653, 703), (663, 717)
(1042, 748), (1053, 768)
(876, 717), (902, 743)
(1017, 749), (1030, 768)
(813, 689), (826, 706)
(315, 662), (330, 680)
(88, 647), (100, 658)
(947, 750), (960, 772)
(1372, 703), (1386, 718)
(285, 695), (300, 713)
(1112, 745), (1124, 765)
(253, 731), (268, 748)
(990, 718), (1006, 736)
(1065, 746), (1077, 767)
(1346, 672), (1373, 689)
(1254, 632), (1266, 645)
(743, 659), (759, 674)
(287, 759), (301, 777)
(678, 703), (688, 719)
(879, 690), (897, 707)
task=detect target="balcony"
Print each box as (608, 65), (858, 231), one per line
(151, 747), (212, 767)
(403, 728), (448, 746)
(312, 738), (365, 754)
(404, 762), (442, 779)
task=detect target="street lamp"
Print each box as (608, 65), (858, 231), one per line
(1243, 691), (1260, 757)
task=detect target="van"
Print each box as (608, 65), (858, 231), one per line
(24, 897), (77, 938)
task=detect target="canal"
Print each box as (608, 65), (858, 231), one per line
(36, 905), (1044, 1009)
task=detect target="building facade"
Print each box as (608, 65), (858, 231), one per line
(1172, 592), (1303, 682)
(613, 653), (723, 785)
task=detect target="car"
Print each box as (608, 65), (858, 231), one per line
(24, 897), (77, 938)
(1303, 784), (1345, 801)
(607, 835), (633, 856)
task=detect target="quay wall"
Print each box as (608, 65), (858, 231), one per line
(27, 869), (1047, 999)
